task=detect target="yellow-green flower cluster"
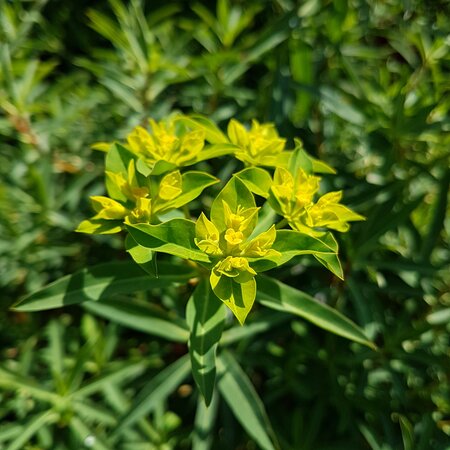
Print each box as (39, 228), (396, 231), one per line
(270, 167), (364, 236)
(127, 118), (205, 167)
(76, 159), (184, 234)
(195, 200), (279, 324)
(227, 119), (286, 167)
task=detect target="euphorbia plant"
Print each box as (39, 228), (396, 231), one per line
(15, 115), (372, 449)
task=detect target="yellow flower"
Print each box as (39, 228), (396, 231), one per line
(127, 197), (152, 224)
(127, 119), (205, 167)
(222, 201), (259, 236)
(195, 213), (222, 256)
(227, 119), (286, 166)
(214, 256), (257, 278)
(242, 225), (279, 258)
(303, 191), (365, 232)
(90, 196), (129, 220)
(106, 159), (149, 202)
(271, 167), (320, 220)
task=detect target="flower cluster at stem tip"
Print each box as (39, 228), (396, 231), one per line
(77, 114), (365, 323)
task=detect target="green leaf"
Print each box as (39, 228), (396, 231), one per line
(115, 355), (191, 434)
(186, 280), (226, 405)
(354, 195), (425, 257)
(195, 143), (238, 162)
(211, 176), (256, 233)
(124, 234), (155, 275)
(154, 171), (219, 214)
(397, 414), (414, 450)
(75, 361), (148, 397)
(150, 159), (178, 176)
(288, 146), (313, 174)
(84, 298), (189, 342)
(13, 261), (196, 311)
(69, 415), (111, 450)
(320, 86), (365, 126)
(217, 350), (278, 450)
(0, 367), (61, 405)
(176, 115), (228, 144)
(193, 390), (219, 450)
(251, 230), (338, 272)
(420, 168), (449, 263)
(105, 142), (136, 177)
(76, 218), (122, 235)
(210, 273), (256, 325)
(221, 310), (289, 346)
(314, 253), (344, 279)
(127, 219), (210, 262)
(235, 167), (273, 198)
(256, 275), (375, 349)
(311, 157), (336, 174)
(4, 411), (59, 450)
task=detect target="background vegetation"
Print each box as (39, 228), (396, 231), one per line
(1, 0), (449, 449)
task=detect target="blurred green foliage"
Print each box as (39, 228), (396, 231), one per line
(1, 0), (449, 449)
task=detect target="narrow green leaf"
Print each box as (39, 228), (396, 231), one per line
(256, 275), (375, 349)
(84, 298), (189, 342)
(427, 308), (450, 326)
(223, 13), (291, 84)
(0, 367), (61, 405)
(398, 415), (414, 450)
(221, 310), (289, 346)
(47, 320), (64, 378)
(13, 261), (196, 311)
(0, 425), (22, 444)
(69, 415), (111, 450)
(420, 168), (449, 262)
(115, 354), (191, 434)
(186, 280), (226, 406)
(320, 86), (365, 126)
(5, 411), (59, 450)
(193, 390), (219, 450)
(75, 361), (148, 397)
(72, 399), (117, 426)
(217, 351), (278, 450)
(126, 219), (210, 262)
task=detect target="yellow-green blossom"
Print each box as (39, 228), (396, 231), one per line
(195, 200), (280, 324)
(270, 167), (364, 236)
(106, 159), (148, 202)
(127, 118), (205, 167)
(303, 191), (365, 233)
(77, 162), (186, 234)
(271, 167), (320, 222)
(227, 119), (286, 167)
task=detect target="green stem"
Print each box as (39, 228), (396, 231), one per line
(275, 218), (288, 229)
(182, 204), (191, 220)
